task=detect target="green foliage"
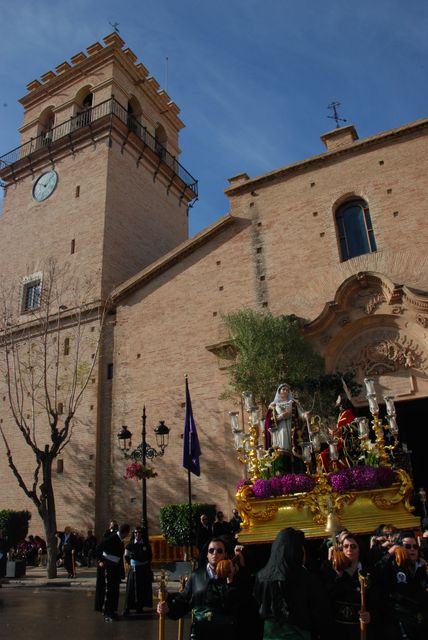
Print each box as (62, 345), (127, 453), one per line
(220, 309), (361, 419)
(220, 310), (324, 409)
(0, 509), (31, 547)
(159, 503), (216, 546)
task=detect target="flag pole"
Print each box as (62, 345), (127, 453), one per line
(187, 466), (193, 561)
(182, 374), (201, 562)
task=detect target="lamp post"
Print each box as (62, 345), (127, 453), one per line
(117, 406), (170, 537)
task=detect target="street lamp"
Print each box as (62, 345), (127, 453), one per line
(117, 406), (170, 537)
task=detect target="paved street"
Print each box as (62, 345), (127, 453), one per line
(0, 565), (190, 640)
(0, 588), (190, 640)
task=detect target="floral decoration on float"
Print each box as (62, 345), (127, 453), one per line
(231, 383), (420, 543)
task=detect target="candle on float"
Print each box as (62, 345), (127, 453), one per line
(229, 411), (240, 432)
(303, 412), (311, 433)
(387, 416), (399, 434)
(356, 417), (369, 437)
(302, 442), (312, 462)
(384, 395), (396, 417)
(242, 392), (254, 412)
(311, 432), (321, 452)
(251, 408), (259, 425)
(329, 442), (339, 461)
(364, 378), (376, 396)
(367, 394), (379, 415)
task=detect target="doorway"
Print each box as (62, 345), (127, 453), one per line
(395, 396), (428, 513)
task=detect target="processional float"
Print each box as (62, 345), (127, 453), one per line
(231, 378), (420, 542)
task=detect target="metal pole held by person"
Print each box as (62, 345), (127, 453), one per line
(177, 574), (188, 640)
(358, 571), (369, 640)
(158, 569), (167, 640)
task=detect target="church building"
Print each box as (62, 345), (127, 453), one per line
(0, 34), (427, 535)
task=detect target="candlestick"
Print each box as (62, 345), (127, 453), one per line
(329, 442), (339, 461)
(386, 415), (399, 435)
(364, 378), (376, 395)
(302, 442), (312, 462)
(367, 394), (379, 415)
(384, 395), (396, 417)
(356, 417), (369, 438)
(242, 392), (254, 412)
(311, 432), (321, 452)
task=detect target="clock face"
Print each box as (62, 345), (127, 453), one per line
(32, 170), (58, 202)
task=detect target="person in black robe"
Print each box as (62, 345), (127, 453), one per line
(254, 527), (329, 640)
(123, 526), (153, 614)
(95, 523), (130, 622)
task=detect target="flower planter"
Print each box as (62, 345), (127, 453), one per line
(236, 469), (420, 543)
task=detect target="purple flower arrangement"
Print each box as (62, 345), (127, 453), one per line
(328, 465), (395, 493)
(238, 465), (395, 499)
(236, 478), (252, 492)
(251, 474), (316, 498)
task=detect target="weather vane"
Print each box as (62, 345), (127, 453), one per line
(327, 101), (347, 128)
(109, 21), (120, 34)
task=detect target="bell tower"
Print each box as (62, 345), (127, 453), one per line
(0, 32), (198, 303)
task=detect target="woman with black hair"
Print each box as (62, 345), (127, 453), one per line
(322, 533), (374, 639)
(254, 527), (328, 640)
(374, 531), (428, 639)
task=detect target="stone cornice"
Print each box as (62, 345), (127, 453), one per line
(224, 117), (428, 196)
(111, 214), (236, 304)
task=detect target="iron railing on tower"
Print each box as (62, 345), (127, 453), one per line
(0, 98), (198, 197)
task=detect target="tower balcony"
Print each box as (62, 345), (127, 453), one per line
(0, 98), (198, 201)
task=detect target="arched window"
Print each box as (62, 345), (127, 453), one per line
(74, 89), (93, 129)
(155, 123), (167, 159)
(335, 199), (377, 261)
(37, 107), (55, 148)
(127, 97), (142, 137)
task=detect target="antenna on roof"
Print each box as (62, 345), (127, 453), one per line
(109, 21), (120, 34)
(165, 57), (169, 93)
(327, 101), (347, 128)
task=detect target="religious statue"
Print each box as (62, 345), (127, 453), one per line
(264, 383), (308, 474)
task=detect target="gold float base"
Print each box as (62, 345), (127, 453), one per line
(236, 471), (420, 543)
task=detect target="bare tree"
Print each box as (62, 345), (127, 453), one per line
(0, 260), (107, 577)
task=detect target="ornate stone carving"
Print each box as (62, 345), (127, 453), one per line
(417, 314), (428, 328)
(336, 329), (427, 376)
(354, 288), (386, 315)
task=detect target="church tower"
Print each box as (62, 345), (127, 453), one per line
(0, 34), (198, 532)
(0, 32), (197, 304)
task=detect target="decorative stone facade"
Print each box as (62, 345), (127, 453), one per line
(0, 35), (427, 535)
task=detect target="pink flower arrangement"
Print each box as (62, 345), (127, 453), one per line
(123, 461), (158, 480)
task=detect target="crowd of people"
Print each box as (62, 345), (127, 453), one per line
(2, 510), (428, 639)
(159, 519), (428, 640)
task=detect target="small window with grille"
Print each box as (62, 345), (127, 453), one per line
(21, 278), (42, 312)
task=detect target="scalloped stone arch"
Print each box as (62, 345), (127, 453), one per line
(303, 271), (428, 402)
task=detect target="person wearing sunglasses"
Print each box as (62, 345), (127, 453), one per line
(322, 533), (376, 639)
(374, 532), (428, 639)
(157, 537), (258, 640)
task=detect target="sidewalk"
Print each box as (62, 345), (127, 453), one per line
(2, 561), (190, 590)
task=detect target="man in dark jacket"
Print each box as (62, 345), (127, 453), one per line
(375, 532), (428, 639)
(95, 523), (130, 622)
(56, 527), (78, 578)
(158, 536), (261, 640)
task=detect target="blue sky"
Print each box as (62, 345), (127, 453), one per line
(1, 0), (428, 235)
